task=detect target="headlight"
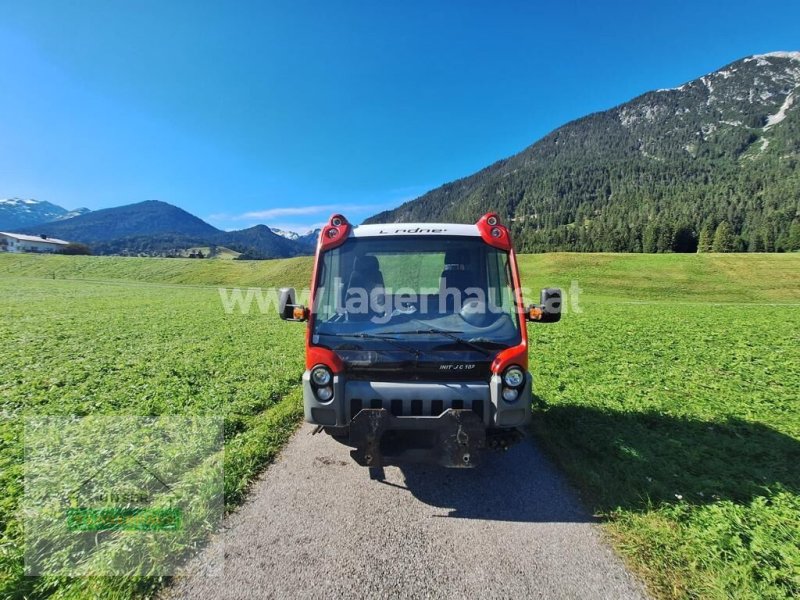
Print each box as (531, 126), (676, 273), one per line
(503, 366), (525, 388)
(311, 366), (332, 386)
(502, 387), (519, 402)
(316, 386), (333, 401)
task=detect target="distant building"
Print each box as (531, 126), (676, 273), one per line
(0, 232), (70, 253)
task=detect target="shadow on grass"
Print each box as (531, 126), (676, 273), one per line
(529, 404), (800, 512)
(387, 404), (799, 522)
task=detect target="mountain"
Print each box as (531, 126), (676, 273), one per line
(270, 228), (300, 241)
(15, 199), (312, 258)
(25, 200), (219, 242)
(297, 229), (321, 248)
(222, 225), (308, 259)
(0, 198), (89, 230)
(270, 227), (320, 249)
(366, 51), (800, 252)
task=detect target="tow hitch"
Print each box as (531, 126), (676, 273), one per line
(349, 408), (486, 468)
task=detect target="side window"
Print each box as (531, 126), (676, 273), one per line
(487, 249), (516, 317)
(315, 248), (340, 321)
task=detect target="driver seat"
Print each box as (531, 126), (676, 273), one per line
(439, 249), (481, 312)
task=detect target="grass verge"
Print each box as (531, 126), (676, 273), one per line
(528, 300), (799, 599)
(0, 273), (305, 599)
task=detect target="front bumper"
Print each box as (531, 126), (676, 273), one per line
(302, 372), (532, 429)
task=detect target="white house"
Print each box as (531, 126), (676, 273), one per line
(0, 232), (70, 253)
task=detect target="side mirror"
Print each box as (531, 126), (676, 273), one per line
(278, 287), (308, 322)
(526, 288), (561, 323)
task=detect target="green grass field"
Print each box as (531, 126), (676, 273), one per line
(0, 258), (308, 598)
(1, 252), (798, 599)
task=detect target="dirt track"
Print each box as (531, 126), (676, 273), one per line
(163, 424), (646, 599)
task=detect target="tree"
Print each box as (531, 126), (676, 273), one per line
(642, 222), (659, 253)
(788, 220), (800, 252)
(656, 222), (675, 253)
(748, 230), (764, 252)
(711, 221), (735, 253)
(697, 226), (712, 253)
(761, 228), (775, 253)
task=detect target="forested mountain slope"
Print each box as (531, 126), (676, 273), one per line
(367, 52), (800, 252)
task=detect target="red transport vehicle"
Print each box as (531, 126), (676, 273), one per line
(279, 213), (560, 467)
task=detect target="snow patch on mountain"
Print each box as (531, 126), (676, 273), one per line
(657, 83), (688, 93)
(58, 208), (92, 221)
(1, 198), (42, 209)
(747, 51), (800, 62)
(269, 227), (300, 241)
(0, 198), (92, 230)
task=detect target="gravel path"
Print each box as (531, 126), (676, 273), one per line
(163, 424), (647, 599)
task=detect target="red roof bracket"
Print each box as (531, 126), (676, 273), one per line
(476, 213), (512, 250)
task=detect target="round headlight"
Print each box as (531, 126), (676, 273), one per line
(311, 366), (332, 386)
(316, 386), (333, 401)
(491, 227), (502, 238)
(487, 215), (498, 226)
(502, 387), (519, 402)
(326, 227), (339, 238)
(503, 367), (525, 388)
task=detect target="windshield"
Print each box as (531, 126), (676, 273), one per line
(311, 236), (521, 353)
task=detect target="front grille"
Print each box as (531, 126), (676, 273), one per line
(348, 396), (486, 421)
(345, 380), (491, 425)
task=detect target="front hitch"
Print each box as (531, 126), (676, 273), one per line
(348, 408), (486, 468)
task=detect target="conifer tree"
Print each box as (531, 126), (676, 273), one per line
(656, 223), (675, 253)
(711, 221), (735, 252)
(788, 220), (800, 252)
(642, 222), (659, 253)
(697, 226), (712, 253)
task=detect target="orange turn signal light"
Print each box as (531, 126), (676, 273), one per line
(293, 306), (306, 320)
(528, 307), (543, 321)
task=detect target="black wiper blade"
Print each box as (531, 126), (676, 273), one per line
(383, 325), (491, 356)
(316, 332), (426, 358)
(464, 338), (509, 349)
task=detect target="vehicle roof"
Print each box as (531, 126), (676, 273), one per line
(351, 223), (480, 238)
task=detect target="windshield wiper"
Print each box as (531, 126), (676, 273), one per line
(316, 332), (426, 359)
(379, 325), (492, 356)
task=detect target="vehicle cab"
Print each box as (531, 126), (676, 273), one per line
(279, 213), (561, 467)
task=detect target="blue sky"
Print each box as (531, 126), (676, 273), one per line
(1, 1), (798, 233)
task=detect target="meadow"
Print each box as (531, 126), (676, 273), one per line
(1, 252), (798, 599)
(521, 253), (799, 598)
(0, 257), (309, 598)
